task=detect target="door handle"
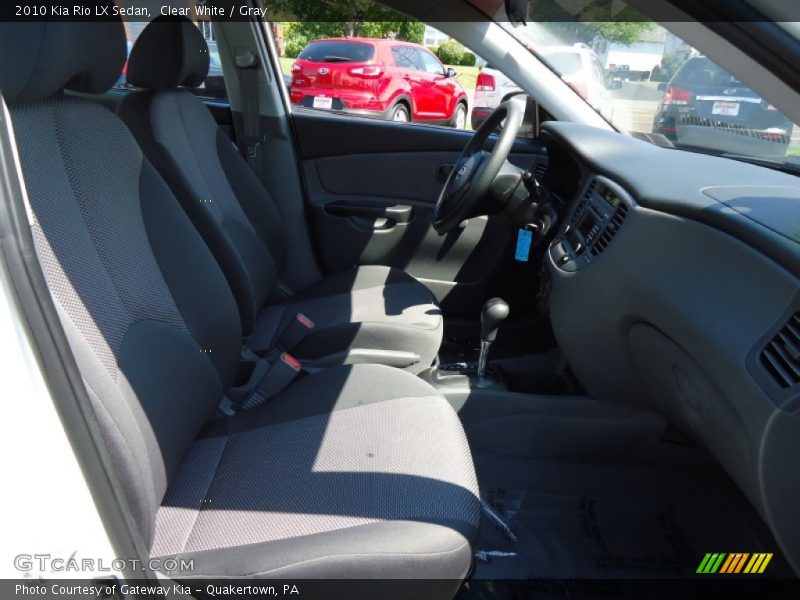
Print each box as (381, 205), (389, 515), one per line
(325, 202), (413, 224)
(436, 164), (454, 183)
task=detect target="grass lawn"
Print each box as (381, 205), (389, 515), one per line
(448, 65), (480, 91)
(278, 57), (479, 91)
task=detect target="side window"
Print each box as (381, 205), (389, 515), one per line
(114, 17), (229, 103)
(420, 50), (445, 76)
(276, 16), (509, 132)
(392, 46), (421, 70)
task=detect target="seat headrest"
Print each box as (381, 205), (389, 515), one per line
(0, 13), (126, 104)
(127, 16), (210, 90)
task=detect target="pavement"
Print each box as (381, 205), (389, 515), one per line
(464, 80), (665, 134)
(465, 89), (475, 129)
(608, 80), (664, 133)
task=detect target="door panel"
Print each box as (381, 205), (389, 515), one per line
(293, 110), (547, 315)
(419, 50), (451, 119)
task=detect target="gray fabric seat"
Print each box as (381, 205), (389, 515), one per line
(0, 13), (479, 584)
(247, 265), (443, 365)
(151, 365), (478, 578)
(117, 17), (442, 372)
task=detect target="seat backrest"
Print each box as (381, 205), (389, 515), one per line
(119, 17), (289, 334)
(0, 14), (242, 547)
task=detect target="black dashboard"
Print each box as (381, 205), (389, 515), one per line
(537, 121), (800, 575)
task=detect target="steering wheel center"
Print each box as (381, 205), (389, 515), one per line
(433, 97), (526, 235)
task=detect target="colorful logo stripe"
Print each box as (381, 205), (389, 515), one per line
(697, 553), (773, 574)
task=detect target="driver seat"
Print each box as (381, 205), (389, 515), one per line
(118, 17), (442, 372)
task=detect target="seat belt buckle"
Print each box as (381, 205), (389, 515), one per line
(276, 312), (315, 352)
(217, 396), (238, 417)
(241, 353), (302, 411)
(242, 138), (263, 159)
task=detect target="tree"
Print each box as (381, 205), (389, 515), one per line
(266, 0), (423, 42)
(539, 21), (655, 47)
(527, 0), (654, 46)
(437, 39), (465, 65)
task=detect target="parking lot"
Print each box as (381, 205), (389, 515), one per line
(609, 80), (664, 132)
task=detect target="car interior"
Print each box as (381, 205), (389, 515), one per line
(0, 0), (799, 596)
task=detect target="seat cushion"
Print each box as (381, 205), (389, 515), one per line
(149, 365), (480, 579)
(248, 266), (443, 373)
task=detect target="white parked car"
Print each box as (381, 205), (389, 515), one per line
(472, 44), (615, 128)
(540, 44), (616, 121)
(471, 64), (522, 128)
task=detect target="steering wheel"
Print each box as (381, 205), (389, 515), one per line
(433, 98), (525, 234)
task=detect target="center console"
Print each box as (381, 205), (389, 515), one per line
(549, 175), (634, 272)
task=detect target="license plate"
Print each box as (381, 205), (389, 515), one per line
(712, 101), (740, 116)
(312, 96), (333, 110)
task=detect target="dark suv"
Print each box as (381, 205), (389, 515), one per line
(653, 55), (793, 159)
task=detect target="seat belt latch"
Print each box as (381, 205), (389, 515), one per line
(241, 352), (302, 410)
(277, 312), (315, 352)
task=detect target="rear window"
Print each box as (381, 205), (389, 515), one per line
(674, 57), (743, 87)
(543, 52), (582, 77)
(298, 41), (375, 63)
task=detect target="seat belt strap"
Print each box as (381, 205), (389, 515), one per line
(235, 49), (265, 179)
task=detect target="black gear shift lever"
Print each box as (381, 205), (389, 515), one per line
(476, 298), (509, 387)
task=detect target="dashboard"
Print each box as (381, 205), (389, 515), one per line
(538, 121), (800, 574)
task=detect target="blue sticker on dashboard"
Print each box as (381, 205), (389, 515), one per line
(515, 228), (533, 262)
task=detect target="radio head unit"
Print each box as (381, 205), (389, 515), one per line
(550, 175), (634, 271)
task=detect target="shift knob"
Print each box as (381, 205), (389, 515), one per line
(481, 298), (510, 343)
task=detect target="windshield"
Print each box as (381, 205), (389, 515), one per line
(502, 7), (800, 165)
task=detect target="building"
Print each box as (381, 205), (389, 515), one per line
(423, 25), (450, 47)
(593, 27), (667, 79)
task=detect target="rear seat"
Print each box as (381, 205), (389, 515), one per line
(0, 14), (479, 583)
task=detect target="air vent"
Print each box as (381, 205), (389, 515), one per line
(584, 180), (598, 201)
(590, 204), (629, 256)
(760, 313), (800, 388)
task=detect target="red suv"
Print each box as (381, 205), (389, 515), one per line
(290, 38), (469, 128)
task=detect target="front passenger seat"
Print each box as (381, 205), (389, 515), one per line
(1, 13), (479, 584)
(118, 17), (442, 372)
